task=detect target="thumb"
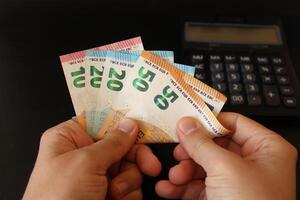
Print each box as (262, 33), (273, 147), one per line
(85, 118), (139, 170)
(176, 117), (236, 172)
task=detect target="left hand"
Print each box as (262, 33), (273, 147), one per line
(23, 118), (161, 200)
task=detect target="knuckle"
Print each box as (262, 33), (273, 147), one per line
(40, 121), (75, 142)
(286, 143), (298, 160)
(111, 168), (143, 199)
(261, 131), (282, 144)
(110, 181), (127, 199)
(263, 133), (298, 160)
(40, 128), (55, 145)
(75, 150), (93, 163)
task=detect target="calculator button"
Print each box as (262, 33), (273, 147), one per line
(227, 73), (240, 82)
(241, 64), (254, 73)
(274, 66), (286, 75)
(245, 83), (259, 94)
(195, 73), (206, 81)
(229, 83), (242, 93)
(247, 95), (262, 106)
(230, 95), (245, 105)
(209, 55), (221, 62)
(256, 56), (269, 64)
(259, 65), (272, 74)
(239, 56), (251, 63)
(271, 57), (284, 65)
(210, 63), (223, 72)
(261, 75), (275, 84)
(243, 73), (256, 83)
(263, 85), (281, 106)
(213, 83), (226, 93)
(195, 63), (205, 71)
(280, 86), (294, 96)
(211, 72), (225, 82)
(283, 97), (297, 107)
(192, 54), (204, 64)
(277, 76), (290, 85)
(224, 55), (237, 63)
(225, 63), (239, 72)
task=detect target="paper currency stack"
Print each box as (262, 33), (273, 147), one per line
(60, 36), (229, 143)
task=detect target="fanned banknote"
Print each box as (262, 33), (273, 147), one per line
(87, 51), (225, 137)
(60, 37), (228, 143)
(95, 51), (228, 142)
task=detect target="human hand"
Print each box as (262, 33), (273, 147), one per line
(23, 118), (161, 200)
(156, 112), (297, 200)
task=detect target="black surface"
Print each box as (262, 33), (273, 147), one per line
(0, 1), (300, 199)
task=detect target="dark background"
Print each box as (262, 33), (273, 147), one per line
(0, 0), (300, 199)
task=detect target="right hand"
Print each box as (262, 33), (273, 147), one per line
(156, 112), (297, 200)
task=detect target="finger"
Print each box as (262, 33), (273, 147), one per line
(126, 144), (161, 177)
(110, 162), (143, 199)
(218, 112), (275, 146)
(83, 118), (138, 170)
(40, 119), (94, 157)
(169, 160), (206, 185)
(173, 144), (190, 161)
(175, 138), (242, 163)
(155, 180), (205, 199)
(177, 117), (238, 172)
(119, 189), (142, 200)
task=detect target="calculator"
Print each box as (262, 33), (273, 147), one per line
(182, 17), (300, 117)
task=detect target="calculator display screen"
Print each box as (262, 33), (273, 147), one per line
(185, 23), (282, 45)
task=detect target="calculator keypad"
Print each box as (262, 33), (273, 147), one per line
(263, 85), (281, 106)
(191, 52), (297, 108)
(225, 63), (239, 72)
(211, 72), (225, 82)
(247, 95), (262, 106)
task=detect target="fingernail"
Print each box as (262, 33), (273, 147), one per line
(117, 118), (136, 133)
(71, 116), (77, 120)
(116, 181), (129, 196)
(178, 118), (198, 135)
